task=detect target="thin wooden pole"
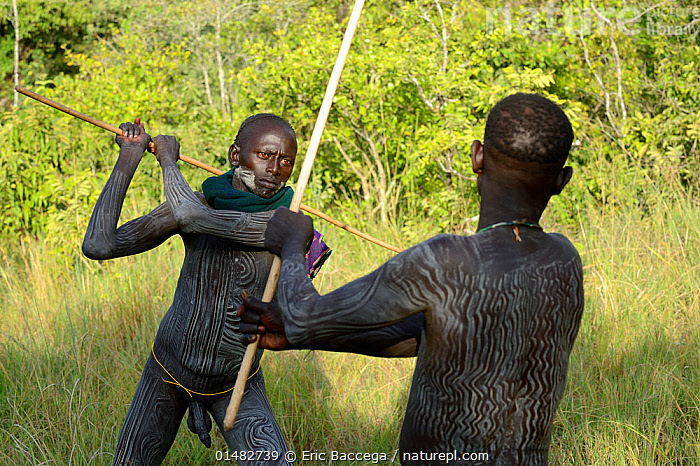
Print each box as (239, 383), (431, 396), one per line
(222, 0), (367, 430)
(14, 84), (401, 253)
(298, 204), (402, 253)
(15, 86), (123, 134)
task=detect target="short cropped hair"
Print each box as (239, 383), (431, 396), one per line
(484, 93), (573, 165)
(234, 113), (296, 146)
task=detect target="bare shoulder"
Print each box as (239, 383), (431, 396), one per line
(545, 232), (582, 263)
(399, 233), (483, 272)
(418, 233), (469, 250)
(393, 231), (580, 272)
(383, 234), (475, 267)
(438, 228), (583, 277)
(405, 233), (474, 256)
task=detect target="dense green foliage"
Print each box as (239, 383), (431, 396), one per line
(0, 0), (130, 97)
(0, 0), (698, 248)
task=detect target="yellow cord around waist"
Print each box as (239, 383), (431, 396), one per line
(151, 343), (260, 398)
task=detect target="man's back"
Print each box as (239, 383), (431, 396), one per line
(271, 224), (582, 461)
(400, 228), (583, 463)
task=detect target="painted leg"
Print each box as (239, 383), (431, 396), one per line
(113, 355), (188, 466)
(209, 369), (291, 466)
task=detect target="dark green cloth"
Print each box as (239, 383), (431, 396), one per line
(201, 168), (294, 212)
(200, 167), (331, 279)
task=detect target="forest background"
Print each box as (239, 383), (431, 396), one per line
(0, 0), (699, 464)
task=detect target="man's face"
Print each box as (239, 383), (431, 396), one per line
(229, 120), (297, 198)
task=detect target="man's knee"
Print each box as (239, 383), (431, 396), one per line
(211, 370), (289, 463)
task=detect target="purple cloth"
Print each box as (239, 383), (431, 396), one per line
(306, 230), (332, 279)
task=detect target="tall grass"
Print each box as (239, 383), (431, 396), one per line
(1, 186), (699, 464)
(550, 190), (700, 465)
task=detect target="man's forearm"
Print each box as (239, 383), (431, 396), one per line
(276, 243), (432, 349)
(82, 148), (143, 258)
(303, 318), (421, 358)
(83, 144), (180, 259)
(275, 253), (421, 357)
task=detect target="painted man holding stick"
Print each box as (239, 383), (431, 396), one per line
(83, 114), (329, 465)
(238, 93), (585, 465)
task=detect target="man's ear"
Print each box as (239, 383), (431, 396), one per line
(552, 166), (573, 195)
(228, 144), (240, 167)
(471, 140), (484, 174)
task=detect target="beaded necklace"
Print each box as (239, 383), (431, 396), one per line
(476, 221), (542, 242)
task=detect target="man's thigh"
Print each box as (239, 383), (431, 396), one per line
(113, 355), (188, 466)
(209, 369), (290, 466)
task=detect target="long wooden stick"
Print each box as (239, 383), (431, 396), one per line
(222, 0), (367, 430)
(14, 85), (401, 253)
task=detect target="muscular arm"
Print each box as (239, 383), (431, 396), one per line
(153, 136), (270, 247)
(277, 244), (436, 348)
(304, 313), (422, 357)
(238, 294), (422, 357)
(82, 123), (179, 260)
(256, 207), (437, 350)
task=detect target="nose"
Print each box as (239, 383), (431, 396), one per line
(267, 156), (281, 176)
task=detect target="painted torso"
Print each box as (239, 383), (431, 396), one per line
(277, 228), (584, 465)
(155, 234), (272, 394)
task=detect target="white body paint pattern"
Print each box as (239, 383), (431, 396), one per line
(235, 165), (285, 196)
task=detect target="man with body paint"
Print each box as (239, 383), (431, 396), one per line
(83, 114), (301, 465)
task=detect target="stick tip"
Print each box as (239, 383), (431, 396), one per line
(223, 416), (235, 431)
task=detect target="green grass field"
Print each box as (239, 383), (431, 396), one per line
(1, 189), (698, 465)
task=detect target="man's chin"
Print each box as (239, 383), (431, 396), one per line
(253, 184), (283, 198)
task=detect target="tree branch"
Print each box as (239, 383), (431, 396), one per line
(579, 12), (618, 135)
(591, 2), (626, 124)
(332, 135), (371, 202)
(409, 76), (438, 112)
(12, 0), (19, 108)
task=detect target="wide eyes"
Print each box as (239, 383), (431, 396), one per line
(257, 151), (293, 168)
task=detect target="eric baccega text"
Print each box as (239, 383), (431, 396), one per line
(302, 450), (397, 463)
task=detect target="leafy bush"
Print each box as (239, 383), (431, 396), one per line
(0, 0), (698, 248)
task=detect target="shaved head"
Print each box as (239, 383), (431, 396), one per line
(484, 93), (573, 166)
(234, 113), (296, 148)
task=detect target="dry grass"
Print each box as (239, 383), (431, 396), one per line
(1, 190), (699, 464)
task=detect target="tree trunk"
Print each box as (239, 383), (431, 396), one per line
(333, 136), (371, 202)
(215, 1), (230, 119)
(12, 0), (19, 107)
(201, 61), (213, 106)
